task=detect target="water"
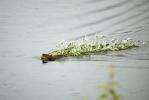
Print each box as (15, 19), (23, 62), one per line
(0, 0), (149, 100)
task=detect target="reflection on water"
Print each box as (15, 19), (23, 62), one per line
(0, 0), (149, 100)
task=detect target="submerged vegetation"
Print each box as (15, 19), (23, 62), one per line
(41, 35), (139, 63)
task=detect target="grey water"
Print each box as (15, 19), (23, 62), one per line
(0, 0), (149, 100)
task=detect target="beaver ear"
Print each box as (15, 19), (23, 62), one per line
(42, 54), (49, 57)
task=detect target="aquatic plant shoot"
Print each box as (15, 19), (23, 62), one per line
(99, 65), (121, 100)
(41, 35), (139, 63)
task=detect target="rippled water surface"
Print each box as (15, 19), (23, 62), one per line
(0, 0), (149, 100)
